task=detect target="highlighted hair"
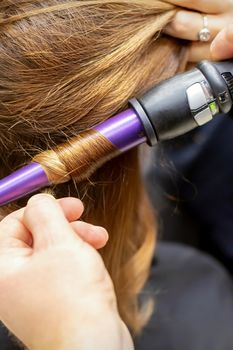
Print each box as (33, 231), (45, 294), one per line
(0, 0), (187, 333)
(33, 129), (119, 184)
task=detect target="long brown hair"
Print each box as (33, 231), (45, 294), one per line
(0, 0), (188, 333)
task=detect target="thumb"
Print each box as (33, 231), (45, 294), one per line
(211, 24), (233, 60)
(23, 194), (81, 250)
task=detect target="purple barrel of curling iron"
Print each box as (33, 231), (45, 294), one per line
(0, 109), (146, 206)
(1, 59), (233, 206)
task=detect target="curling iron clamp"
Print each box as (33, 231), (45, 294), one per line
(1, 59), (233, 206)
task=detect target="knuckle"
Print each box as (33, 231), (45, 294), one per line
(26, 193), (55, 212)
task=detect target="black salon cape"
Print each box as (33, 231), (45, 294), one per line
(145, 113), (233, 274)
(134, 243), (233, 350)
(135, 243), (233, 350)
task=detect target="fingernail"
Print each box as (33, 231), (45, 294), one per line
(28, 193), (55, 204)
(95, 226), (109, 242)
(94, 228), (109, 249)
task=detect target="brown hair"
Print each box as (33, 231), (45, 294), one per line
(0, 0), (188, 333)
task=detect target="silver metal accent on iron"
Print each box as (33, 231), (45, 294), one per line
(186, 82), (213, 126)
(194, 108), (214, 126)
(200, 81), (213, 101)
(200, 80), (219, 115)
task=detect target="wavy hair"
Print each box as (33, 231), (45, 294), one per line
(0, 0), (188, 333)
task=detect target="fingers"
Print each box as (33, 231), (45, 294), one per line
(166, 0), (232, 14)
(164, 11), (231, 42)
(211, 25), (233, 60)
(0, 196), (84, 250)
(0, 194), (108, 251)
(4, 196), (84, 223)
(57, 197), (84, 221)
(23, 194), (109, 250)
(163, 8), (233, 63)
(71, 221), (109, 250)
(23, 194), (80, 249)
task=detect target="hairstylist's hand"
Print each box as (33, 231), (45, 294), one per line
(163, 0), (233, 62)
(0, 194), (134, 350)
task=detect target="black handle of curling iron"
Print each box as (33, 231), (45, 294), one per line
(129, 59), (233, 145)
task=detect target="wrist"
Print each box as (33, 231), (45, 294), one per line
(29, 307), (131, 350)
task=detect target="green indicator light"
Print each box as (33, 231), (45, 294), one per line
(209, 101), (218, 115)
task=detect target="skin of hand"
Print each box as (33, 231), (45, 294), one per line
(0, 194), (134, 350)
(211, 24), (233, 60)
(163, 0), (233, 62)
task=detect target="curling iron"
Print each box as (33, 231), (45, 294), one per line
(1, 59), (233, 206)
